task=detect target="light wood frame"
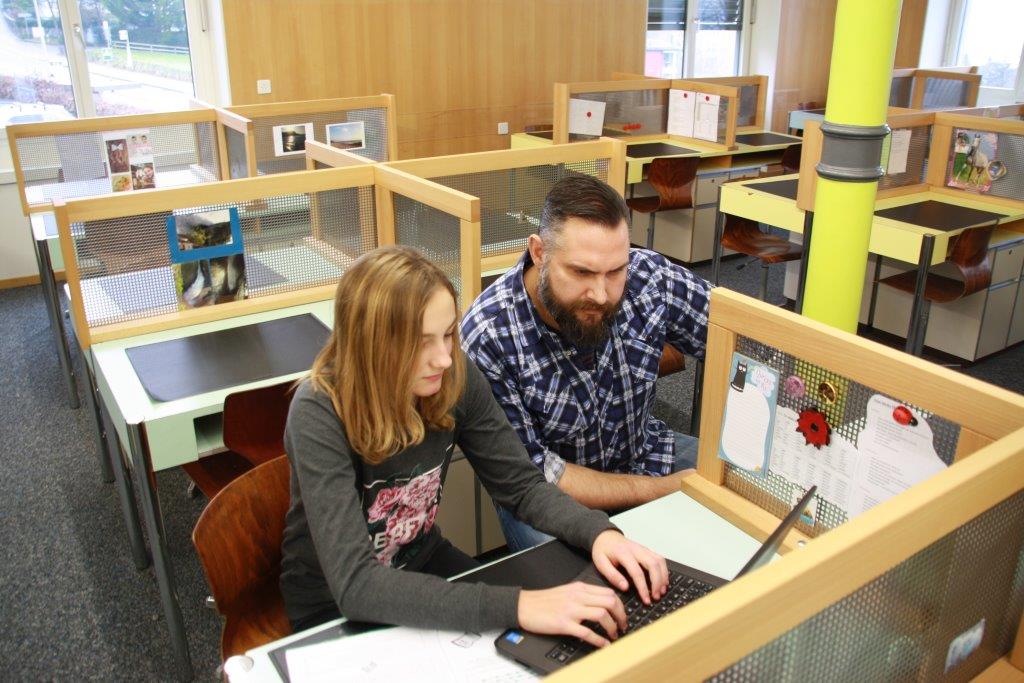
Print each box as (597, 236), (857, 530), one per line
(925, 112), (1024, 210)
(691, 75), (769, 131)
(304, 140), (375, 169)
(56, 165), (379, 349)
(6, 107), (227, 216)
(551, 288), (1024, 682)
(221, 94), (398, 177)
(383, 139), (627, 274)
(910, 70), (982, 110)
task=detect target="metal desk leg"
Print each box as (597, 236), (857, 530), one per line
(795, 211), (814, 315)
(712, 209), (726, 286)
(87, 367), (148, 569)
(128, 423), (193, 680)
(905, 235), (935, 356)
(645, 213), (656, 251)
(866, 255), (884, 328)
(79, 348), (115, 485)
(34, 238), (80, 409)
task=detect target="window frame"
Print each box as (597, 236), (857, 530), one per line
(645, 0), (754, 79)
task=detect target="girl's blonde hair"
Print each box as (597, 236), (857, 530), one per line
(310, 246), (465, 464)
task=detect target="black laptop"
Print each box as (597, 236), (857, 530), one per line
(495, 486), (818, 674)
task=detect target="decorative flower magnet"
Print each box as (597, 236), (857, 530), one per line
(796, 408), (831, 449)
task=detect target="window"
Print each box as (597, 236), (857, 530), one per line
(0, 0), (219, 125)
(949, 0), (1024, 101)
(645, 0), (747, 79)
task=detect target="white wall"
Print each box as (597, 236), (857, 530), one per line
(0, 179), (40, 282)
(746, 0), (783, 127)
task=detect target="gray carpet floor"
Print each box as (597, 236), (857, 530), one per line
(1, 258), (1021, 680)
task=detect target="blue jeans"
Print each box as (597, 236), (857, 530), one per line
(496, 431), (700, 552)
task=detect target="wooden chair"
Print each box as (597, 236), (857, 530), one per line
(658, 343), (686, 377)
(720, 215), (802, 301)
(192, 455), (293, 661)
(626, 157), (700, 251)
(780, 144), (802, 174)
(182, 380), (294, 498)
(875, 224), (996, 356)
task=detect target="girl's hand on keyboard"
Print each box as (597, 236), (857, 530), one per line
(591, 530), (669, 605)
(517, 582), (627, 648)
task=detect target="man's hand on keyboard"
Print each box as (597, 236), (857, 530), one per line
(517, 582), (628, 648)
(591, 530), (669, 605)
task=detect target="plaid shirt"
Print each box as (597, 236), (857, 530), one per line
(461, 249), (710, 484)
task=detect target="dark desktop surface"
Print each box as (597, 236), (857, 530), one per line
(874, 200), (1004, 231)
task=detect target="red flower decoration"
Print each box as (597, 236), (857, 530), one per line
(796, 408), (831, 449)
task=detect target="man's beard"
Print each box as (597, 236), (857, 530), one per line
(538, 263), (620, 348)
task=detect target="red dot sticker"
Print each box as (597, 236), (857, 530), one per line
(586, 111), (592, 118)
(705, 95), (710, 101)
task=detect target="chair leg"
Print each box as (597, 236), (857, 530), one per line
(645, 212), (657, 251)
(759, 263), (769, 301)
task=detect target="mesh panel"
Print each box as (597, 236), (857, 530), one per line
(70, 186), (375, 327)
(393, 194), (463, 296)
(737, 84), (758, 127)
(225, 126), (250, 179)
(575, 89), (669, 138)
(923, 78), (970, 109)
(252, 107), (389, 175)
(709, 491), (1024, 682)
(944, 130), (1024, 202)
(879, 125), (932, 190)
(15, 121), (221, 206)
(890, 76), (913, 107)
(432, 160), (610, 258)
(717, 97), (732, 145)
(722, 336), (961, 537)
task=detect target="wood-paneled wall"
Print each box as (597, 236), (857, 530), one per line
(221, 0), (645, 158)
(769, 0), (930, 132)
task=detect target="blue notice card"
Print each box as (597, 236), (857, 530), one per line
(717, 352), (779, 477)
(166, 206), (243, 264)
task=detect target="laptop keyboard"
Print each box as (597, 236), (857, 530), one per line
(545, 570), (715, 664)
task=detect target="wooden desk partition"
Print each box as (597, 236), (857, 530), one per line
(553, 288), (1024, 682)
(910, 70), (982, 111)
(552, 76), (758, 151)
(382, 139), (627, 276)
(6, 107), (229, 216)
(53, 162), (474, 348)
(219, 94), (398, 178)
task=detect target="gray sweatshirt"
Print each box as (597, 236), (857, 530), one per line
(280, 358), (615, 631)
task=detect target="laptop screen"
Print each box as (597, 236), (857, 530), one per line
(734, 485), (817, 579)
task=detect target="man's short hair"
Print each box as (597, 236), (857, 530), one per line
(539, 175), (630, 247)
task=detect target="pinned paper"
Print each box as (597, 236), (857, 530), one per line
(103, 128), (155, 192)
(848, 394), (946, 516)
(887, 128), (912, 175)
(667, 89), (696, 138)
(719, 353), (779, 476)
(569, 98), (606, 136)
(693, 93), (721, 142)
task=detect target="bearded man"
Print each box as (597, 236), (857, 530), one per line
(461, 175), (712, 551)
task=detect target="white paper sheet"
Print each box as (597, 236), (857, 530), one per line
(887, 128), (912, 175)
(285, 627), (538, 682)
(693, 93), (721, 142)
(768, 407), (860, 514)
(568, 98), (606, 136)
(667, 89), (696, 137)
(719, 354), (778, 475)
(848, 395), (946, 517)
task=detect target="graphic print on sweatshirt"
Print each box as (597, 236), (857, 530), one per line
(364, 462), (444, 568)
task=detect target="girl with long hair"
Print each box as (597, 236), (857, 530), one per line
(281, 246), (668, 647)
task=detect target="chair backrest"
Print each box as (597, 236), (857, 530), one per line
(192, 455), (291, 615)
(949, 224), (996, 297)
(780, 144), (802, 174)
(222, 381), (295, 466)
(647, 156), (700, 211)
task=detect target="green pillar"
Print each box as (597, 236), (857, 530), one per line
(801, 0), (903, 332)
